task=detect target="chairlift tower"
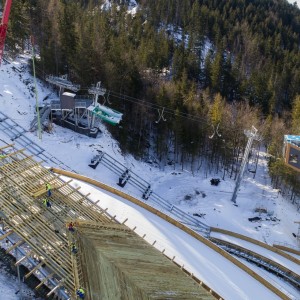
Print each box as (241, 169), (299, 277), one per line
(231, 126), (260, 204)
(88, 81), (106, 127)
(46, 74), (80, 96)
(88, 81), (106, 106)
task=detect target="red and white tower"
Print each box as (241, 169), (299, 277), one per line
(0, 0), (13, 64)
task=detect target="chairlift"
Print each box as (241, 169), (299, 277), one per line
(87, 103), (123, 126)
(247, 144), (260, 177)
(87, 82), (123, 125)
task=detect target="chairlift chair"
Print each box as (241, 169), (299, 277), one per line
(87, 104), (123, 125)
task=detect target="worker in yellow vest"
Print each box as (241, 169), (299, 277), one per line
(70, 242), (78, 254)
(76, 287), (85, 299)
(42, 198), (51, 208)
(45, 183), (52, 197)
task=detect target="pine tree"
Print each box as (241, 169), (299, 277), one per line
(291, 95), (300, 135)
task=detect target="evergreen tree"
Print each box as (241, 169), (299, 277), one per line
(291, 95), (300, 135)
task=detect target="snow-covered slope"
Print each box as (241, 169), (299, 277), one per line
(1, 53), (299, 250)
(0, 55), (299, 298)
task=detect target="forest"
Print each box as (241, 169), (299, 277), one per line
(4, 0), (300, 209)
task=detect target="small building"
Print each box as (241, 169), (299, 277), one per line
(283, 135), (300, 171)
(60, 92), (76, 110)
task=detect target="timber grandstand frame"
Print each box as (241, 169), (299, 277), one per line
(0, 144), (220, 299)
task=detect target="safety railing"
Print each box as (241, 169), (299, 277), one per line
(91, 150), (210, 235)
(0, 111), (76, 172)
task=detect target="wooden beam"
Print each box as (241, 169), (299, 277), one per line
(64, 186), (81, 197)
(55, 179), (73, 190)
(0, 230), (13, 240)
(0, 144), (14, 151)
(46, 282), (63, 297)
(30, 187), (47, 198)
(4, 148), (25, 158)
(6, 239), (24, 253)
(25, 261), (45, 279)
(15, 250), (33, 266)
(35, 272), (54, 290)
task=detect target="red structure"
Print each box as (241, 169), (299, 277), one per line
(0, 0), (13, 64)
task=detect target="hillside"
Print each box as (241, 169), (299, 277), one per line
(1, 56), (300, 241)
(4, 0), (300, 202)
(0, 54), (299, 299)
(1, 0), (300, 297)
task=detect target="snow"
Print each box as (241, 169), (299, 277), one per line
(0, 271), (37, 300)
(287, 0), (300, 8)
(0, 55), (299, 299)
(100, 0), (138, 15)
(63, 177), (284, 300)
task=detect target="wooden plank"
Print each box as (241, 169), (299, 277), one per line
(6, 239), (24, 253)
(46, 281), (63, 297)
(3, 148), (25, 158)
(273, 244), (300, 256)
(35, 272), (54, 290)
(0, 230), (13, 240)
(0, 144), (14, 151)
(15, 250), (33, 266)
(30, 187), (47, 198)
(25, 261), (45, 279)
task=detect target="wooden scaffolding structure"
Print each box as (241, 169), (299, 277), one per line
(0, 143), (217, 300)
(70, 220), (216, 300)
(0, 144), (116, 299)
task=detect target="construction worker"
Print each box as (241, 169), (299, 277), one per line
(70, 242), (78, 254)
(45, 183), (52, 197)
(76, 287), (85, 299)
(42, 198), (51, 208)
(68, 222), (75, 232)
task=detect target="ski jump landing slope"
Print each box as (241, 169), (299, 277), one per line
(53, 168), (291, 300)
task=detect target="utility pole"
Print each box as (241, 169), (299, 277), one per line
(231, 126), (259, 204)
(295, 221), (300, 246)
(31, 36), (42, 140)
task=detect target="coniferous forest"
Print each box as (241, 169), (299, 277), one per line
(4, 0), (300, 209)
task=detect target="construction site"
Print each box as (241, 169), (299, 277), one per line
(0, 1), (299, 298)
(0, 143), (219, 300)
(0, 123), (299, 300)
